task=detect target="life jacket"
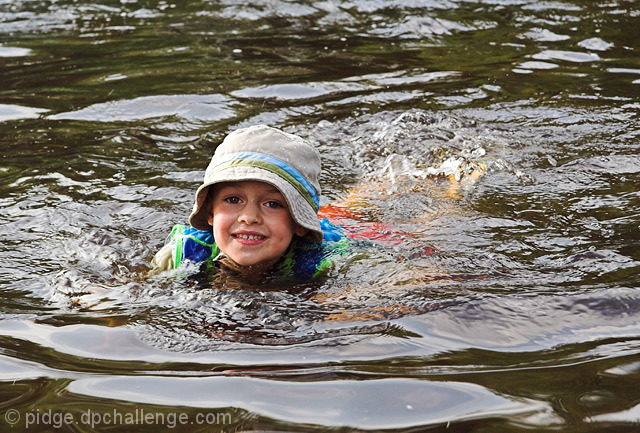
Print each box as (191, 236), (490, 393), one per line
(165, 206), (433, 279)
(166, 224), (219, 270)
(167, 218), (348, 279)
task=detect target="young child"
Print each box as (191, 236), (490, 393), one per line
(150, 125), (348, 281)
(151, 124), (455, 284)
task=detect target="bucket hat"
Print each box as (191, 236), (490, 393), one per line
(189, 125), (323, 241)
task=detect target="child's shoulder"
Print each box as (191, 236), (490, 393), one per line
(178, 225), (217, 263)
(151, 224), (218, 272)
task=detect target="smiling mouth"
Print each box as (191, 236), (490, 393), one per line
(233, 233), (266, 241)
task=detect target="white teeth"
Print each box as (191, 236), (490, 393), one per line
(235, 234), (265, 241)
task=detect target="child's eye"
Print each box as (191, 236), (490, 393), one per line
(265, 200), (284, 209)
(224, 196), (241, 204)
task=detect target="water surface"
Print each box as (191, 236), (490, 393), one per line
(1, 0), (639, 431)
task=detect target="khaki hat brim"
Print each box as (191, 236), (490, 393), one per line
(188, 166), (323, 242)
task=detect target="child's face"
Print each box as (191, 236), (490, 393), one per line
(207, 180), (308, 267)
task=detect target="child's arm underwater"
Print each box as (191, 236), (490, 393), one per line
(150, 243), (174, 273)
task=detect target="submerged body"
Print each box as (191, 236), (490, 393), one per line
(150, 125), (481, 286)
(151, 215), (347, 281)
(151, 201), (421, 282)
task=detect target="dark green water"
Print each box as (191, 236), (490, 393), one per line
(1, 0), (640, 432)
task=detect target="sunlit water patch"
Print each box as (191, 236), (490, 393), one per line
(0, 44), (31, 57)
(66, 375), (553, 429)
(0, 104), (48, 122)
(49, 94), (238, 123)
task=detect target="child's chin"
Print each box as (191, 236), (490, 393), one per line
(227, 255), (279, 270)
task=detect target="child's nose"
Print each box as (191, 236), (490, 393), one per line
(238, 203), (261, 224)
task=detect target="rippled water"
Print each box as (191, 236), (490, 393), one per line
(1, 0), (639, 431)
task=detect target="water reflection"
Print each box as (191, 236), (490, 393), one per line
(0, 104), (48, 122)
(67, 375), (553, 429)
(49, 94), (238, 122)
(532, 50), (601, 63)
(0, 44), (31, 57)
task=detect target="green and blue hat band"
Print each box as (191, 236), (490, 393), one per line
(206, 151), (320, 212)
